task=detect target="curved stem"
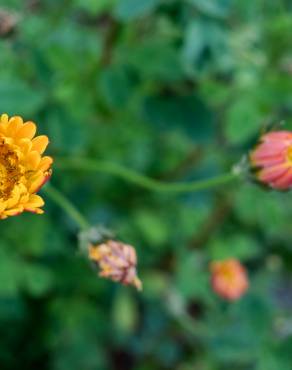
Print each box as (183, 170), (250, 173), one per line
(55, 157), (238, 193)
(43, 183), (90, 230)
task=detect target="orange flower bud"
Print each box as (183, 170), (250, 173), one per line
(210, 259), (248, 301)
(89, 240), (142, 290)
(0, 9), (19, 36)
(250, 131), (292, 190)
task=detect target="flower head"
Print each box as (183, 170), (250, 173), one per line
(89, 240), (142, 290)
(250, 131), (292, 190)
(0, 114), (53, 219)
(210, 259), (248, 301)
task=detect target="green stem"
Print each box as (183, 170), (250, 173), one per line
(55, 158), (238, 193)
(43, 183), (90, 230)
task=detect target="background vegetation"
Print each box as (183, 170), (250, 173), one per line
(1, 0), (292, 369)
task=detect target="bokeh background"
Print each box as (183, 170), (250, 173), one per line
(1, 1), (292, 369)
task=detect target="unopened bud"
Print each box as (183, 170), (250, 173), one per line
(250, 131), (292, 190)
(89, 240), (142, 291)
(0, 9), (19, 36)
(210, 259), (248, 301)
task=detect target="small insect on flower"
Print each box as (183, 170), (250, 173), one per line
(250, 131), (292, 190)
(0, 114), (53, 219)
(89, 240), (142, 290)
(210, 259), (248, 301)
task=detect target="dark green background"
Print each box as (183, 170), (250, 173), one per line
(0, 0), (292, 369)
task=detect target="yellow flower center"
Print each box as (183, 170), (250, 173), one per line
(287, 146), (292, 163)
(0, 139), (22, 200)
(219, 266), (233, 282)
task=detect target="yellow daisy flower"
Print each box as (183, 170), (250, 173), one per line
(0, 114), (53, 219)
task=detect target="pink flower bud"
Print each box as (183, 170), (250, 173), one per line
(210, 259), (248, 301)
(89, 240), (142, 290)
(250, 131), (292, 190)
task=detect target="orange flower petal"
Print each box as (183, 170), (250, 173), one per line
(6, 188), (21, 209)
(26, 151), (41, 170)
(16, 121), (36, 139)
(29, 172), (45, 193)
(32, 135), (49, 154)
(24, 194), (45, 209)
(250, 130), (292, 190)
(4, 205), (24, 217)
(38, 156), (53, 171)
(18, 138), (32, 155)
(7, 116), (23, 137)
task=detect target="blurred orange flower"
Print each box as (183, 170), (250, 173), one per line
(210, 259), (248, 301)
(89, 240), (142, 290)
(250, 131), (292, 190)
(0, 114), (53, 219)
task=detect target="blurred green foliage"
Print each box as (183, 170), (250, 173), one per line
(1, 0), (292, 369)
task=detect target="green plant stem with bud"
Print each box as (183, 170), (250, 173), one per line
(43, 183), (90, 230)
(56, 157), (239, 193)
(44, 158), (239, 230)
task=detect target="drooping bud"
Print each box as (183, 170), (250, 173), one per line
(210, 259), (248, 301)
(0, 9), (19, 37)
(89, 240), (142, 290)
(250, 131), (292, 190)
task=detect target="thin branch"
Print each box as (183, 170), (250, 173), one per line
(43, 183), (90, 230)
(55, 157), (239, 194)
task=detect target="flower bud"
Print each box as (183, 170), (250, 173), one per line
(210, 259), (248, 301)
(89, 240), (142, 290)
(250, 131), (292, 190)
(0, 9), (19, 36)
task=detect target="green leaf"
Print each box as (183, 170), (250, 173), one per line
(182, 21), (207, 71)
(175, 252), (210, 300)
(187, 0), (231, 17)
(142, 271), (169, 298)
(74, 0), (115, 15)
(225, 97), (265, 144)
(123, 38), (183, 82)
(208, 234), (262, 261)
(234, 185), (291, 237)
(257, 351), (290, 370)
(0, 216), (48, 257)
(134, 210), (169, 247)
(45, 108), (89, 154)
(0, 80), (46, 117)
(99, 66), (134, 109)
(112, 288), (138, 333)
(0, 249), (23, 297)
(143, 94), (214, 142)
(23, 264), (53, 297)
(114, 0), (160, 20)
